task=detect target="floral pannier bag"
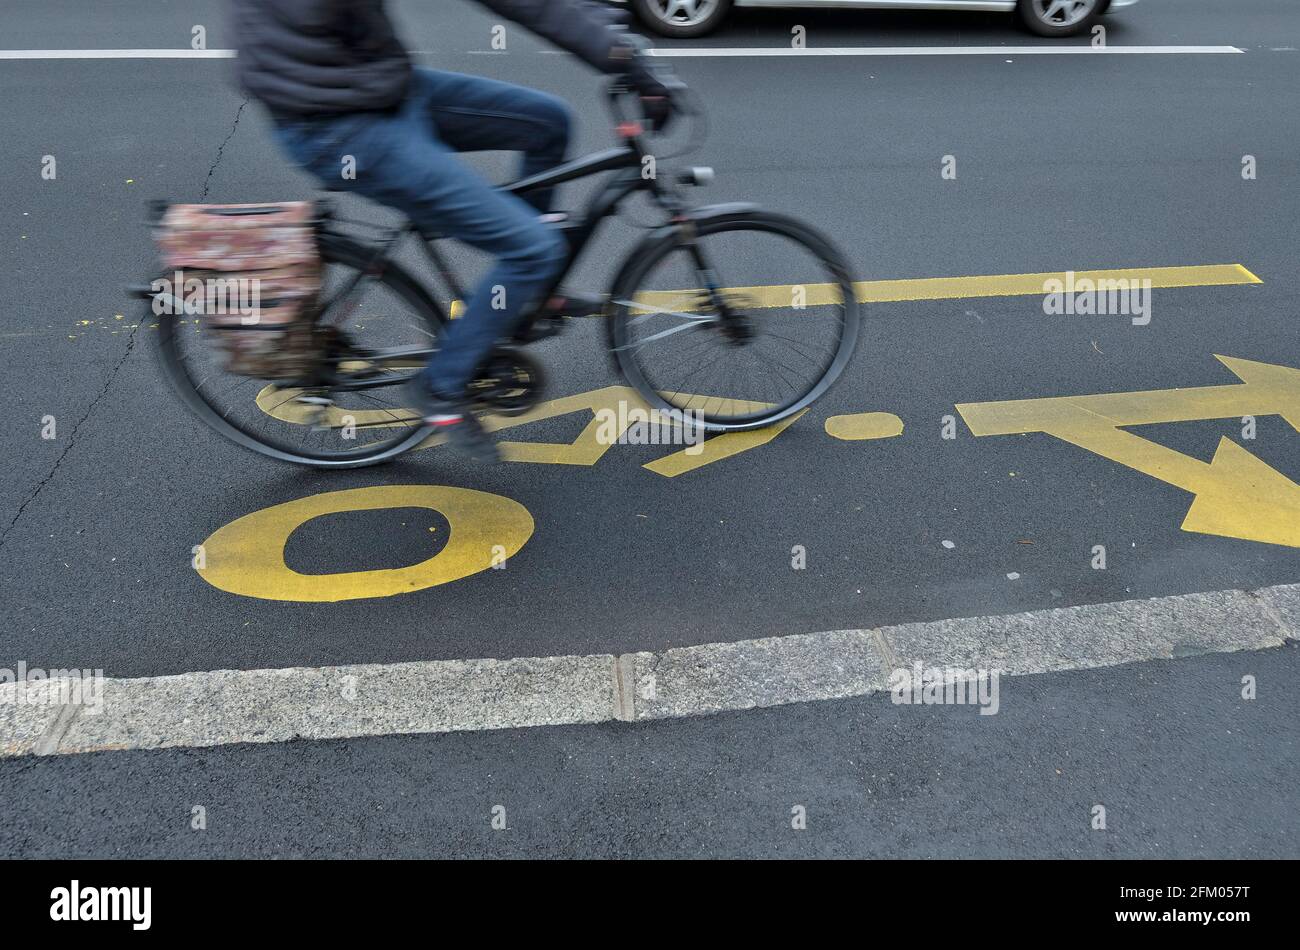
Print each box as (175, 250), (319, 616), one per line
(153, 202), (323, 377)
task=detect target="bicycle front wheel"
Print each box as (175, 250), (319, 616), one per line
(608, 210), (860, 431)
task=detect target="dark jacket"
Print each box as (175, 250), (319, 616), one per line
(230, 0), (638, 117)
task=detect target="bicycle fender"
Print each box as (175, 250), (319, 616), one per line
(628, 201), (763, 257)
(666, 202), (763, 238)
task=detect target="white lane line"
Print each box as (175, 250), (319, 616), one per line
(0, 49), (237, 59)
(0, 45), (1245, 61)
(0, 584), (1293, 758)
(649, 45), (1245, 57)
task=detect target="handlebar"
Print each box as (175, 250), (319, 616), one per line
(603, 77), (707, 161)
(603, 58), (707, 159)
(603, 76), (637, 124)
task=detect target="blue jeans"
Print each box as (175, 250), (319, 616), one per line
(272, 68), (571, 399)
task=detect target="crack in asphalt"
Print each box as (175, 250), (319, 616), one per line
(200, 97), (248, 200)
(0, 321), (146, 553)
(1, 97), (251, 553)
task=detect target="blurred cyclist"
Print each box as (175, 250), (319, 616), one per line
(229, 0), (678, 461)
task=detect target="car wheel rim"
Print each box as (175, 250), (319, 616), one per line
(1031, 0), (1097, 27)
(648, 0), (720, 27)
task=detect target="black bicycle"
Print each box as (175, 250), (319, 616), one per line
(136, 77), (860, 468)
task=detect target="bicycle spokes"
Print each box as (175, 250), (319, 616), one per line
(612, 221), (852, 428)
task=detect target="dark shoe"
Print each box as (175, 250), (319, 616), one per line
(402, 379), (500, 464)
(512, 292), (606, 343)
(551, 291), (605, 320)
(545, 291), (605, 320)
(512, 311), (569, 344)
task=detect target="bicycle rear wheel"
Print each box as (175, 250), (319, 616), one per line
(156, 232), (443, 468)
(609, 210), (859, 431)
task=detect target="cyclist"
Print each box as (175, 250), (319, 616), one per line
(228, 0), (679, 462)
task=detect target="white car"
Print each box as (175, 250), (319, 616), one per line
(629, 0), (1139, 39)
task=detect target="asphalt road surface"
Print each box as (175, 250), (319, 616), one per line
(0, 0), (1296, 858)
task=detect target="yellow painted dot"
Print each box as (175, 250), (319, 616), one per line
(824, 412), (904, 441)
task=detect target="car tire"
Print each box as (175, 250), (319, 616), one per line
(1016, 0), (1105, 37)
(630, 0), (733, 39)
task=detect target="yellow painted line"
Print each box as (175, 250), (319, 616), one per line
(854, 263), (1260, 303)
(632, 263), (1260, 312)
(956, 356), (1300, 549)
(825, 412), (904, 441)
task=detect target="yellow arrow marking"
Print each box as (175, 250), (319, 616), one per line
(956, 356), (1300, 548)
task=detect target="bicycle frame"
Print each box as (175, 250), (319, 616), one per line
(318, 81), (707, 334)
(414, 142), (650, 309)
